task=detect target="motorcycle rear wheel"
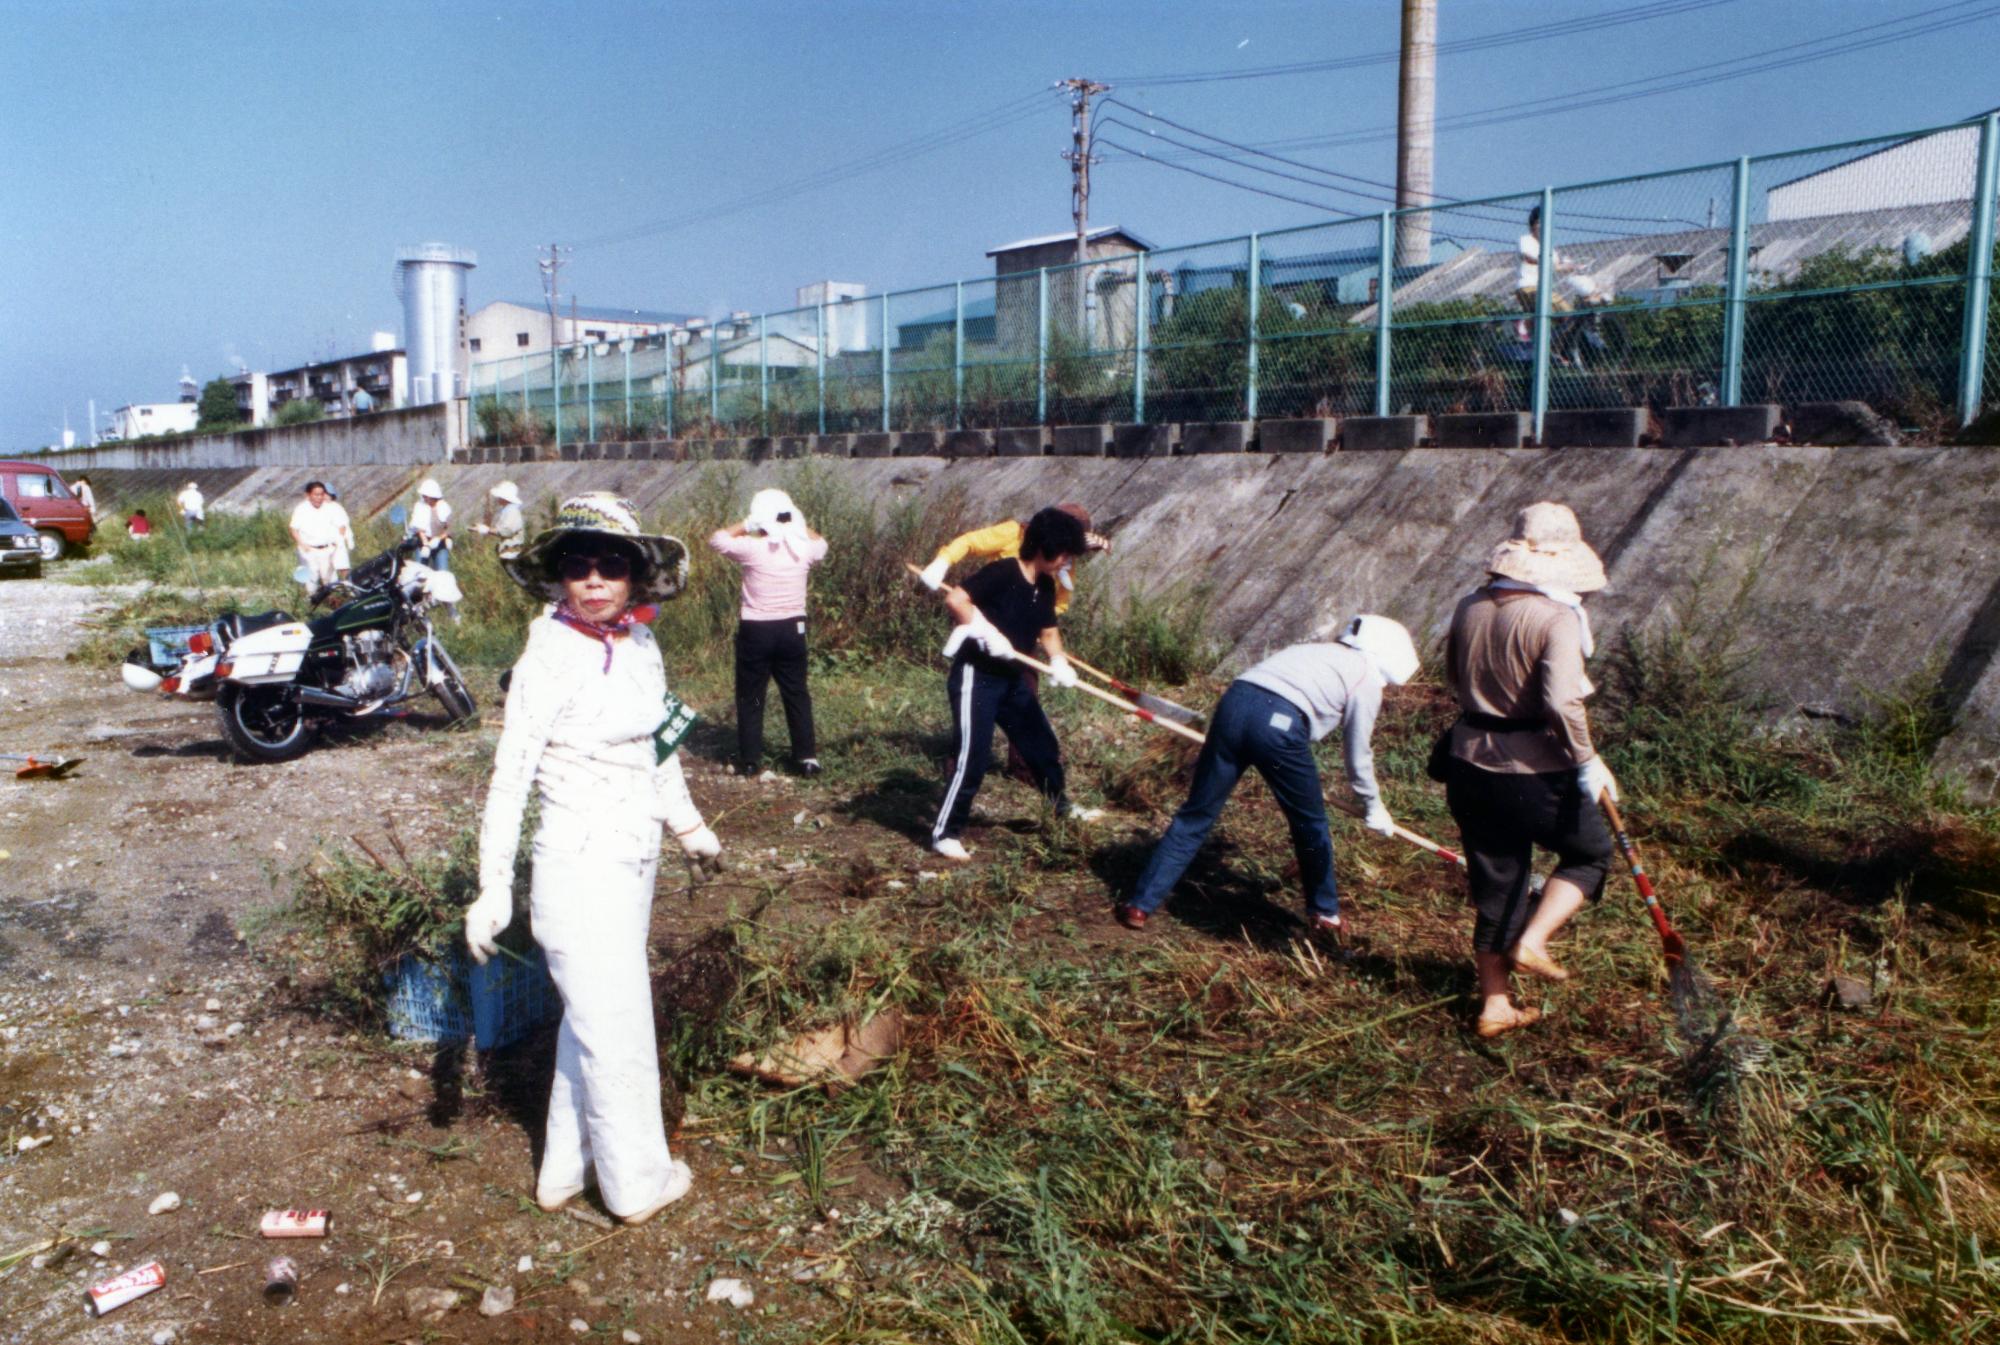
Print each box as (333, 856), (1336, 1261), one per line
(217, 684), (315, 762)
(428, 643), (477, 723)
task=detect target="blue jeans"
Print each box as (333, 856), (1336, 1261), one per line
(418, 544), (451, 573)
(1128, 681), (1338, 919)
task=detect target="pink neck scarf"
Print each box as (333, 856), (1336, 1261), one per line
(554, 600), (659, 672)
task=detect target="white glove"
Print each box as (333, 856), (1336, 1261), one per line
(463, 888), (513, 966)
(1046, 653), (1079, 689)
(942, 615), (1013, 662)
(1578, 756), (1619, 804)
(1363, 799), (1396, 837)
(679, 825), (721, 859)
(918, 557), (950, 591)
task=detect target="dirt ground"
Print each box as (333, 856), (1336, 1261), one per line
(0, 571), (950, 1345)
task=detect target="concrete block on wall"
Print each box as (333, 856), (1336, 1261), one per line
(1340, 415), (1428, 451)
(1051, 424), (1111, 457)
(579, 442), (604, 461)
(1662, 404), (1781, 447)
(1435, 412), (1532, 448)
(1183, 421), (1253, 454)
(1112, 422), (1178, 458)
(944, 429), (995, 458)
(1542, 407), (1647, 449)
(1786, 401), (1899, 446)
(1258, 418), (1335, 454)
(599, 442), (626, 460)
(774, 434), (812, 459)
(559, 444), (581, 462)
(894, 430), (944, 457)
(809, 434), (853, 458)
(994, 426), (1050, 457)
(851, 431), (898, 458)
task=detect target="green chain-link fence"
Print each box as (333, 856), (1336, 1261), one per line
(471, 115), (2000, 449)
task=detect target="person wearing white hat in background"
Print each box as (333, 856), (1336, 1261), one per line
(709, 488), (828, 777)
(465, 492), (715, 1225)
(1115, 615), (1418, 936)
(1442, 501), (1617, 1040)
(474, 480), (526, 560)
(175, 481), (204, 531)
(71, 475), (97, 524)
(409, 479), (454, 573)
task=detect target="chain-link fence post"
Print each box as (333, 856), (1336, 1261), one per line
(815, 303), (827, 435)
(953, 281), (965, 428)
(585, 344), (596, 441)
(1530, 187), (1555, 443)
(1720, 156), (1752, 406)
(1961, 113), (2000, 426)
(1133, 251), (1149, 424)
(553, 347), (563, 456)
(708, 327), (721, 432)
(518, 356), (528, 417)
(880, 293), (892, 432)
(1036, 268), (1049, 423)
(1246, 232), (1262, 420)
(622, 343), (632, 434)
(1375, 211), (1394, 416)
(759, 317), (770, 427)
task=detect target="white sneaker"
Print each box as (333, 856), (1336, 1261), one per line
(933, 837), (972, 863)
(1067, 804), (1104, 823)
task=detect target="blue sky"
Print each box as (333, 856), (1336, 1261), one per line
(4, 0), (1996, 451)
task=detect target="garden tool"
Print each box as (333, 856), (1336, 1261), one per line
(1064, 653), (1206, 726)
(1323, 794), (1467, 871)
(1598, 793), (1730, 1049)
(1, 754), (83, 781)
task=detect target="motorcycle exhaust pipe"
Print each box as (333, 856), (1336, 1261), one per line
(294, 687), (363, 710)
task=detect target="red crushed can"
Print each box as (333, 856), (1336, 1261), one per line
(87, 1261), (166, 1316)
(259, 1209), (330, 1238)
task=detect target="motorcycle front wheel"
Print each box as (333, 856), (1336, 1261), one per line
(217, 684), (315, 762)
(427, 642), (477, 724)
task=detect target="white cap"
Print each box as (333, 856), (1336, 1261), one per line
(489, 480), (520, 504)
(746, 488), (802, 536)
(1337, 614), (1420, 686)
(418, 478), (443, 499)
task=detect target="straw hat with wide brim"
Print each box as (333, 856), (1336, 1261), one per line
(504, 492), (690, 605)
(1485, 501), (1607, 593)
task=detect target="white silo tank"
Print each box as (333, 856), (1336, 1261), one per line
(395, 244), (477, 405)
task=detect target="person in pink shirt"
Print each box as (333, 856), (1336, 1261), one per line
(709, 488), (829, 777)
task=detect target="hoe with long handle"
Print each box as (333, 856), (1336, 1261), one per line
(905, 564), (1465, 868)
(1061, 653), (1206, 726)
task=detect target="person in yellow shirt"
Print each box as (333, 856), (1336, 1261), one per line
(917, 503), (1109, 614)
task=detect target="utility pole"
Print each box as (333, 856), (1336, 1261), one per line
(1394, 0), (1436, 267)
(1061, 77), (1110, 336)
(538, 243), (571, 353)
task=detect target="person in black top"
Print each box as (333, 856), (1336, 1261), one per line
(930, 507), (1091, 862)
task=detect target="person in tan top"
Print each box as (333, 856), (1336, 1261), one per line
(1443, 502), (1618, 1039)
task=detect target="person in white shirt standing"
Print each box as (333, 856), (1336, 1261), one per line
(288, 481), (353, 592)
(175, 481), (205, 531)
(409, 478), (453, 572)
(474, 480), (527, 559)
(463, 492), (717, 1225)
(72, 475), (97, 523)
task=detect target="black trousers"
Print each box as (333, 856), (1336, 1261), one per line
(933, 658), (1066, 842)
(734, 617), (816, 768)
(1445, 757), (1613, 953)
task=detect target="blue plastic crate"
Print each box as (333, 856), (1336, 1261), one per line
(145, 624), (208, 669)
(384, 943), (561, 1051)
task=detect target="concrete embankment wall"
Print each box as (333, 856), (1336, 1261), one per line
(84, 448), (2000, 792)
(45, 403), (464, 472)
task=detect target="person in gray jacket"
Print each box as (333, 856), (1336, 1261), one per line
(1116, 615), (1419, 933)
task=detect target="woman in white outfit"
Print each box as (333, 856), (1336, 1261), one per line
(463, 493), (722, 1224)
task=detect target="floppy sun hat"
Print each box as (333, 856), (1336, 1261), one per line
(505, 492), (690, 605)
(490, 481), (521, 504)
(1485, 501), (1607, 594)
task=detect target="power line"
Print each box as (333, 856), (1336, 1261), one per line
(1093, 137), (1369, 217)
(1106, 0), (1739, 86)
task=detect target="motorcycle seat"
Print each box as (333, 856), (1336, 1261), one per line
(220, 611), (295, 643)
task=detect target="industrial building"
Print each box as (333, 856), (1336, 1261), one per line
(230, 340), (409, 426)
(467, 300), (696, 361)
(987, 226), (1151, 353)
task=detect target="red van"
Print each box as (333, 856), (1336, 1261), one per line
(0, 461), (96, 560)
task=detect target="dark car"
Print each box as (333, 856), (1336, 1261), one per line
(0, 496), (43, 578)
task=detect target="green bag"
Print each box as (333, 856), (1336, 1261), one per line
(653, 690), (699, 764)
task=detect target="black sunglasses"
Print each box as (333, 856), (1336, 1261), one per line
(558, 553), (633, 582)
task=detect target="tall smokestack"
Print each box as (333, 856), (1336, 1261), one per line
(1394, 0), (1436, 267)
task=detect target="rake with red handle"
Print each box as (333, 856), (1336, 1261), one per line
(1597, 791), (1729, 1048)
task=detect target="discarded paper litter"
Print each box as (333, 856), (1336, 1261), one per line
(726, 1012), (903, 1090)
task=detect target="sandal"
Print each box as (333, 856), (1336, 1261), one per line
(1510, 945), (1570, 983)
